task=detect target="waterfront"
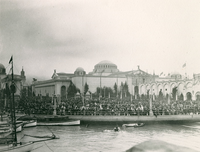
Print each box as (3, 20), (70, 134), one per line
(18, 121), (200, 152)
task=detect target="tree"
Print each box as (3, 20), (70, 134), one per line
(123, 81), (129, 97)
(158, 89), (163, 100)
(84, 83), (89, 95)
(96, 87), (100, 96)
(172, 87), (177, 100)
(114, 83), (118, 96)
(67, 81), (77, 98)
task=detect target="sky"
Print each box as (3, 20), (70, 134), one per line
(0, 0), (200, 83)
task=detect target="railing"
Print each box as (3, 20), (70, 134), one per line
(16, 106), (200, 116)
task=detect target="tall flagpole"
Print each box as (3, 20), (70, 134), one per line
(182, 62), (187, 79)
(117, 72), (118, 98)
(131, 70), (133, 102)
(10, 56), (17, 142)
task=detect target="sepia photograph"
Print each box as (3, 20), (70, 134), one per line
(0, 0), (200, 151)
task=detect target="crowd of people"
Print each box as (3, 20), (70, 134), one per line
(15, 96), (200, 117)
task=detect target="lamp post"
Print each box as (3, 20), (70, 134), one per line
(149, 94), (154, 116)
(82, 75), (84, 107)
(104, 87), (106, 98)
(53, 94), (57, 116)
(117, 72), (118, 98)
(99, 70), (104, 99)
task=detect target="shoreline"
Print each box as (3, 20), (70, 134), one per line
(68, 114), (200, 123)
(15, 114), (200, 124)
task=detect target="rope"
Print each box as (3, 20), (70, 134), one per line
(18, 134), (25, 141)
(31, 145), (44, 151)
(44, 141), (54, 152)
(46, 126), (55, 136)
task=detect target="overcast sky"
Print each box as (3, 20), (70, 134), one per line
(1, 0), (200, 83)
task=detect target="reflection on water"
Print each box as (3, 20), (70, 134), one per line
(18, 122), (200, 152)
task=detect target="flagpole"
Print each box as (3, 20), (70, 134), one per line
(10, 56), (17, 142)
(185, 62), (187, 79)
(182, 62), (187, 79)
(131, 70), (133, 103)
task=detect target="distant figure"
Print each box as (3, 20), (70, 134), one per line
(86, 124), (89, 128)
(114, 125), (120, 132)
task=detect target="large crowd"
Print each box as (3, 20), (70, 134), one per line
(15, 96), (200, 117)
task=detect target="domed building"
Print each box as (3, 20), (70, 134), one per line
(170, 71), (182, 79)
(89, 60), (119, 76)
(32, 60), (155, 100)
(74, 67), (86, 76)
(0, 63), (6, 90)
(30, 60), (200, 102)
(0, 63), (6, 75)
(0, 63), (26, 97)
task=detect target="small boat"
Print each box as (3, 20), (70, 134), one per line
(0, 122), (9, 127)
(122, 123), (145, 127)
(0, 142), (35, 152)
(0, 129), (12, 138)
(16, 115), (37, 128)
(37, 117), (80, 126)
(16, 123), (23, 133)
(23, 120), (37, 128)
(113, 126), (120, 132)
(24, 133), (60, 139)
(0, 56), (59, 152)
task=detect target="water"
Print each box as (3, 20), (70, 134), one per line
(18, 122), (200, 152)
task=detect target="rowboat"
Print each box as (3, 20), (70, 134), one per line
(0, 129), (12, 138)
(0, 142), (34, 152)
(0, 56), (59, 152)
(16, 115), (37, 128)
(23, 120), (37, 128)
(37, 119), (80, 126)
(122, 123), (145, 127)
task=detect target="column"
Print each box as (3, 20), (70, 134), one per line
(149, 95), (154, 116)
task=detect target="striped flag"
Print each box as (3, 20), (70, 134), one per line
(182, 63), (186, 68)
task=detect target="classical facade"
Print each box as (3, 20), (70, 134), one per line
(0, 64), (7, 90)
(32, 60), (200, 101)
(0, 63), (26, 96)
(139, 73), (200, 101)
(32, 60), (155, 98)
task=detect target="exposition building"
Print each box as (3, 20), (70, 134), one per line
(32, 60), (157, 100)
(31, 60), (200, 102)
(0, 63), (26, 98)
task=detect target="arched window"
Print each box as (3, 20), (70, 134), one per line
(61, 86), (66, 101)
(186, 92), (192, 101)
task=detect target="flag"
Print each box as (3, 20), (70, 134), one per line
(182, 63), (186, 68)
(9, 56), (13, 64)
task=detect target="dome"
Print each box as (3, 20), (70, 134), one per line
(96, 60), (116, 66)
(0, 63), (5, 69)
(90, 60), (119, 76)
(75, 67), (84, 72)
(74, 67), (86, 76)
(171, 71), (181, 75)
(0, 63), (6, 74)
(170, 71), (182, 79)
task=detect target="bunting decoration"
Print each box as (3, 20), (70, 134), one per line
(182, 63), (186, 68)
